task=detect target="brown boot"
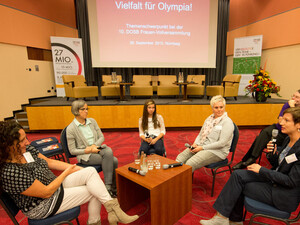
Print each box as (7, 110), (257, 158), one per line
(103, 198), (139, 225)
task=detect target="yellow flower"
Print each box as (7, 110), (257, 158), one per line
(258, 76), (262, 80)
(273, 81), (277, 85)
(249, 80), (252, 84)
(264, 87), (268, 91)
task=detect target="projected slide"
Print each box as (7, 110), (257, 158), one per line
(88, 0), (218, 68)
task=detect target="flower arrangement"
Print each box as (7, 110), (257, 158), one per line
(245, 68), (281, 102)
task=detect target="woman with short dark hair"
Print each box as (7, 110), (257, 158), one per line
(67, 100), (118, 197)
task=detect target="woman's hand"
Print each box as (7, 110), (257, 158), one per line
(149, 138), (158, 145)
(247, 163), (261, 173)
(288, 99), (296, 107)
(191, 146), (203, 153)
(266, 141), (277, 154)
(85, 146), (100, 154)
(64, 164), (78, 175)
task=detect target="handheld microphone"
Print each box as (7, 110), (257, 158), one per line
(271, 129), (278, 145)
(128, 167), (146, 176)
(144, 130), (150, 138)
(162, 162), (183, 169)
(97, 144), (107, 149)
(185, 143), (195, 150)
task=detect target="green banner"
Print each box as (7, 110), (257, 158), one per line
(233, 57), (261, 74)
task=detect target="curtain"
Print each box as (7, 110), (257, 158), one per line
(75, 0), (230, 93)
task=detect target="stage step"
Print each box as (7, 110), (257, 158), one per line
(15, 111), (30, 132)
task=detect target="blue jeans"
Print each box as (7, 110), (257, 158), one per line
(139, 139), (165, 156)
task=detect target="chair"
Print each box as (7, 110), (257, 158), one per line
(130, 75), (153, 97)
(204, 123), (239, 197)
(0, 190), (80, 225)
(206, 74), (241, 100)
(244, 196), (300, 225)
(157, 75), (180, 96)
(100, 75), (124, 98)
(186, 75), (205, 97)
(62, 75), (98, 101)
(151, 76), (159, 93)
(60, 127), (102, 172)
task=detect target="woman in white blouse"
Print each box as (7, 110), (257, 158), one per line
(139, 99), (166, 156)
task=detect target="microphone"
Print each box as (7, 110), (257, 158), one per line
(271, 129), (279, 145)
(144, 130), (150, 138)
(97, 144), (107, 149)
(185, 143), (195, 150)
(128, 167), (146, 176)
(162, 162), (183, 170)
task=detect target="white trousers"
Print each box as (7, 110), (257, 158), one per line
(55, 167), (112, 224)
(176, 148), (222, 172)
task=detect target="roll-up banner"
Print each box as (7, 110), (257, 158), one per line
(233, 35), (263, 95)
(50, 37), (85, 97)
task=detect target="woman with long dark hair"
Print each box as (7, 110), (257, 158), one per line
(139, 99), (166, 155)
(0, 121), (138, 225)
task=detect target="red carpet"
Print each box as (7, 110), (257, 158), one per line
(1, 129), (299, 225)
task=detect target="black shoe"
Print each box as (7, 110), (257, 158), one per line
(232, 161), (247, 170)
(242, 157), (256, 166)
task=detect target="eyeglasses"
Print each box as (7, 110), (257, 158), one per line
(79, 108), (89, 111)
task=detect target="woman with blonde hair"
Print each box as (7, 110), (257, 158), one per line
(176, 95), (234, 172)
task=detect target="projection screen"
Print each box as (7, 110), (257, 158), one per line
(87, 0), (218, 68)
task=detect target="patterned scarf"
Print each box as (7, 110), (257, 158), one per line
(199, 112), (228, 145)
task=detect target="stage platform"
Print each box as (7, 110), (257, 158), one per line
(26, 96), (286, 130)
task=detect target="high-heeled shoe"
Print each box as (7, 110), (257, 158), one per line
(104, 198), (139, 225)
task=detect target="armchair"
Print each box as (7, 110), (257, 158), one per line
(206, 74), (241, 100)
(130, 75), (153, 97)
(186, 75), (205, 97)
(62, 75), (98, 101)
(100, 75), (124, 98)
(157, 75), (180, 97)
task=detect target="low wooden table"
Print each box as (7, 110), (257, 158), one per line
(116, 155), (192, 225)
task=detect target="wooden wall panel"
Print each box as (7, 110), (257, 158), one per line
(27, 104), (284, 130)
(229, 0), (300, 31)
(0, 0), (76, 28)
(227, 8), (300, 56)
(0, 5), (78, 49)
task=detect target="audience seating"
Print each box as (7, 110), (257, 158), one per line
(157, 75), (180, 97)
(62, 75), (98, 101)
(194, 123), (239, 197)
(130, 75), (153, 97)
(100, 75), (124, 98)
(206, 74), (241, 100)
(0, 190), (80, 225)
(186, 75), (205, 97)
(244, 196), (300, 225)
(60, 127), (102, 172)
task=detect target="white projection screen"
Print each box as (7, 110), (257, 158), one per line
(87, 0), (218, 68)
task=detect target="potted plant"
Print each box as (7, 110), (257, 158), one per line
(245, 68), (281, 102)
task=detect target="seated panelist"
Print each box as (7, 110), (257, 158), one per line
(139, 99), (166, 156)
(233, 89), (300, 170)
(176, 95), (234, 172)
(200, 107), (300, 225)
(0, 121), (138, 225)
(67, 100), (118, 197)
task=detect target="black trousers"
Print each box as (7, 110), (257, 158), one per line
(139, 139), (165, 156)
(213, 170), (274, 222)
(242, 124), (287, 161)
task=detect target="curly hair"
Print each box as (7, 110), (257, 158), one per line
(141, 99), (160, 131)
(0, 121), (23, 166)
